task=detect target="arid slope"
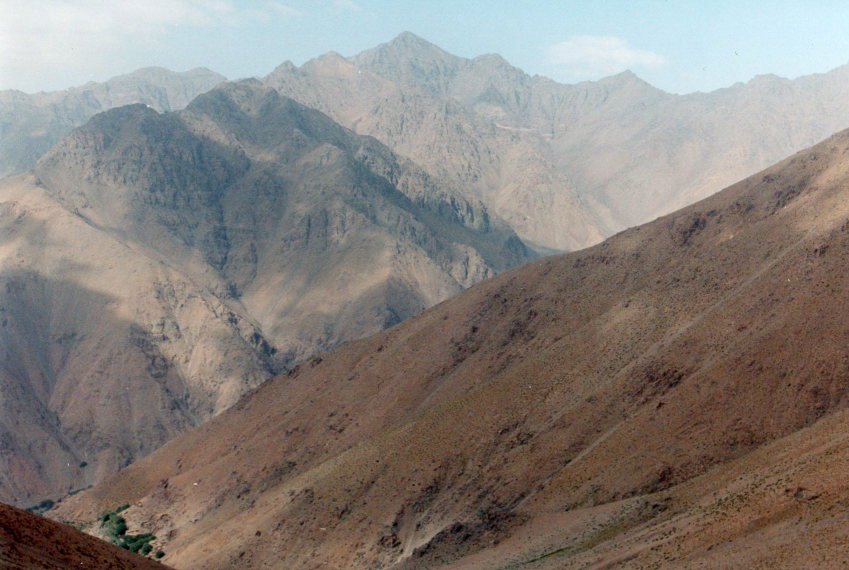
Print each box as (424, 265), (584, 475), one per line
(0, 502), (170, 569)
(52, 125), (849, 568)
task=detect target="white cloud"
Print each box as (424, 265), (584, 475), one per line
(547, 36), (665, 79)
(0, 0), (300, 91)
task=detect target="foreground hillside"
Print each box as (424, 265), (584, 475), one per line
(52, 123), (849, 567)
(0, 502), (170, 569)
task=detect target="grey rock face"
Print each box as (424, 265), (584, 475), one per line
(270, 33), (849, 251)
(0, 79), (532, 505)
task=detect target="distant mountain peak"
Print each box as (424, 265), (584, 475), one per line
(198, 76), (269, 101)
(355, 31), (457, 63)
(472, 52), (513, 67)
(126, 65), (174, 76)
(307, 50), (354, 70)
(591, 69), (665, 95)
(76, 102), (161, 135)
(265, 60), (302, 82)
(186, 77), (283, 120)
(106, 66), (226, 85)
(390, 30), (440, 48)
(350, 32), (462, 93)
(613, 69), (637, 78)
(318, 50), (346, 61)
(748, 73), (786, 86)
(601, 69), (640, 83)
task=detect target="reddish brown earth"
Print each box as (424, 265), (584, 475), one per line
(0, 502), (170, 569)
(53, 127), (849, 568)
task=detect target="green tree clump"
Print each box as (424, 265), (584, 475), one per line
(98, 507), (158, 555)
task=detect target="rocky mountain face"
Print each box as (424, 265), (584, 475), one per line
(51, 125), (849, 568)
(267, 47), (609, 254)
(268, 32), (849, 251)
(7, 35), (849, 252)
(0, 67), (225, 178)
(1, 80), (530, 506)
(0, 173), (277, 506)
(11, 34), (849, 566)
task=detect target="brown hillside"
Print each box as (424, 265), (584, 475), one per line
(53, 126), (849, 568)
(0, 502), (170, 569)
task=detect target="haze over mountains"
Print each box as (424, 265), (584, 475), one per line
(8, 33), (849, 252)
(52, 124), (849, 568)
(269, 32), (849, 250)
(0, 67), (226, 178)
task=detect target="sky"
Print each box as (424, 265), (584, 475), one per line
(3, 1), (849, 94)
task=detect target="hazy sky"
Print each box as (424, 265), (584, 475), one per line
(3, 0), (849, 94)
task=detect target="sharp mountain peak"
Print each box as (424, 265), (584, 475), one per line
(350, 32), (463, 90)
(591, 69), (657, 89)
(387, 30), (446, 50)
(355, 30), (455, 61)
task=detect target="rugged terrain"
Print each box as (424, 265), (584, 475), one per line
(0, 501), (170, 569)
(8, 35), (849, 253)
(269, 32), (849, 250)
(0, 172), (276, 505)
(0, 67), (225, 178)
(51, 121), (849, 567)
(1, 80), (529, 506)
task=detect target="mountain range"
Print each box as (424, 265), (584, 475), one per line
(0, 67), (225, 178)
(8, 33), (849, 253)
(49, 122), (849, 569)
(5, 33), (849, 566)
(1, 78), (528, 506)
(269, 32), (849, 250)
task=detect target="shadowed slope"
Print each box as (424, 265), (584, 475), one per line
(0, 174), (275, 506)
(50, 123), (849, 568)
(3, 80), (530, 506)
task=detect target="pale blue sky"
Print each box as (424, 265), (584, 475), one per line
(3, 1), (849, 94)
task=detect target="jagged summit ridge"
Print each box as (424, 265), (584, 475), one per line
(267, 33), (849, 251)
(9, 35), (849, 253)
